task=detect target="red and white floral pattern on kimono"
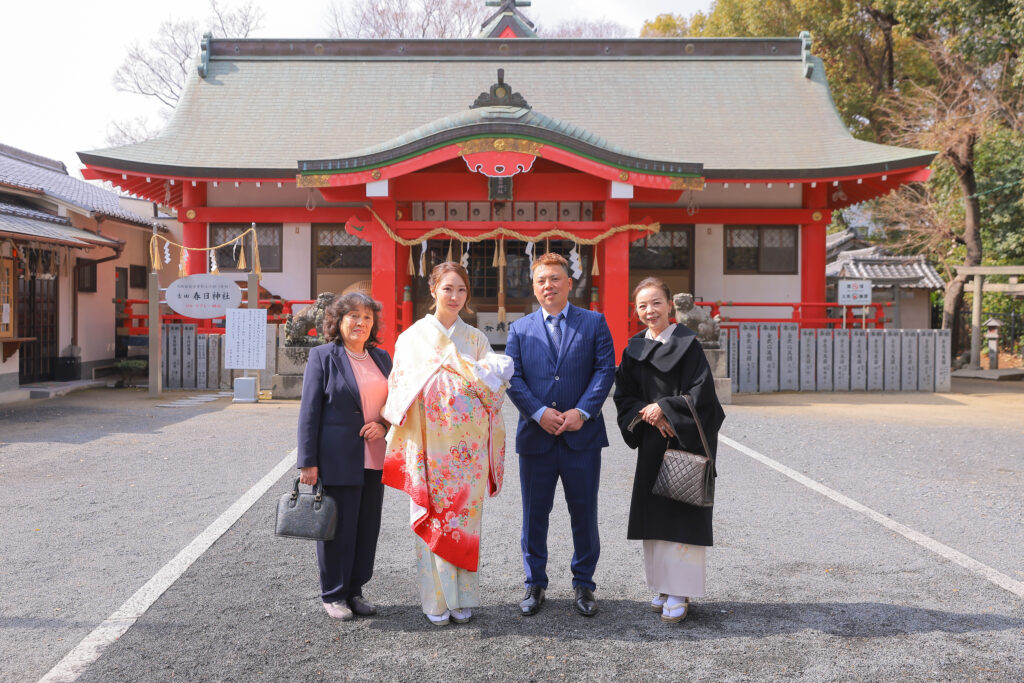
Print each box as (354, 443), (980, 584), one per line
(382, 316), (507, 572)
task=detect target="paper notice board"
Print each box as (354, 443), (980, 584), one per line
(224, 309), (267, 369)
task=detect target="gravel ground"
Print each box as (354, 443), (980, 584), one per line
(3, 381), (1023, 682)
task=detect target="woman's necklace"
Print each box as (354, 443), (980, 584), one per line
(344, 345), (368, 360)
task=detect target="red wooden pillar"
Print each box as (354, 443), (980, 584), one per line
(602, 198), (631, 360)
(801, 184), (831, 327)
(365, 199), (399, 353)
(181, 181), (207, 275)
(395, 243), (412, 333)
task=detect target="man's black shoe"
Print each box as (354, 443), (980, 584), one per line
(574, 586), (598, 617)
(520, 586), (545, 616)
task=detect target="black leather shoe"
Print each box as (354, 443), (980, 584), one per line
(348, 595), (377, 616)
(574, 586), (598, 617)
(520, 586), (545, 616)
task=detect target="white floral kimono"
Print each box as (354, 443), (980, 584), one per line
(382, 315), (511, 615)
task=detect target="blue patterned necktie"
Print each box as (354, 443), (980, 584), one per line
(547, 313), (563, 351)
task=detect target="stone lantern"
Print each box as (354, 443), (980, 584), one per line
(983, 317), (1003, 369)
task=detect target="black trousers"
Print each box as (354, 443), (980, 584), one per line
(316, 469), (384, 604)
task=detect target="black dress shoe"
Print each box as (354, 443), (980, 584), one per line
(348, 595), (377, 616)
(520, 586), (545, 616)
(574, 586), (598, 617)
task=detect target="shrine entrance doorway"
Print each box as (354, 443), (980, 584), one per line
(410, 238), (594, 347)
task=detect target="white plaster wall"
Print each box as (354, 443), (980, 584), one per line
(689, 183), (802, 209)
(255, 223), (312, 300)
(0, 351), (18, 386)
(693, 223), (802, 321)
(206, 183), (360, 208)
(75, 222), (154, 364)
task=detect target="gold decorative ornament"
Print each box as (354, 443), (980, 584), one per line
(619, 171), (629, 181)
(185, 209), (197, 220)
(668, 177), (706, 191)
(812, 211), (823, 222)
(371, 169), (382, 180)
(296, 174), (331, 188)
(457, 138), (544, 156)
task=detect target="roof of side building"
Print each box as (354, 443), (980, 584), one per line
(0, 143), (159, 229)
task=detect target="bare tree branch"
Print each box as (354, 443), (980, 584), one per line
(539, 18), (631, 38)
(325, 0), (489, 38)
(112, 0), (264, 112)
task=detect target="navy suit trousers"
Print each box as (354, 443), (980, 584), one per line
(519, 440), (601, 591)
(316, 469), (384, 603)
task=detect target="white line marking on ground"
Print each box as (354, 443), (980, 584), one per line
(720, 435), (1024, 600)
(38, 449), (298, 683)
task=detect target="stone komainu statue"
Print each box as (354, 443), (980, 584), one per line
(673, 293), (721, 348)
(284, 292), (336, 347)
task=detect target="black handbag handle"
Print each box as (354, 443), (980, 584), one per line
(679, 394), (712, 460)
(290, 476), (325, 503)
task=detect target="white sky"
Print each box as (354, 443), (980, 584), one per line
(0, 0), (711, 179)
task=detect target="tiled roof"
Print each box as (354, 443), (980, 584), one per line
(826, 250), (944, 289)
(0, 201), (121, 247)
(825, 228), (871, 260)
(0, 143), (159, 229)
(80, 37), (935, 179)
(299, 104), (701, 176)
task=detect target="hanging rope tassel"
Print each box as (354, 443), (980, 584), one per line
(591, 246), (600, 276)
(499, 237), (506, 266)
(210, 248), (219, 275)
(407, 248), (415, 275)
(446, 239), (453, 263)
(250, 225), (262, 278)
(236, 234), (247, 271)
(178, 246), (188, 278)
(149, 235), (162, 272)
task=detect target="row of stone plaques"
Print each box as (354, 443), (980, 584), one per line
(724, 324), (952, 393)
(162, 323), (278, 390)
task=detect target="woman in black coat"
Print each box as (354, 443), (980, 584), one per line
(297, 292), (392, 621)
(613, 277), (725, 623)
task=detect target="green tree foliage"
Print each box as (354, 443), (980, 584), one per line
(976, 130), (1024, 264)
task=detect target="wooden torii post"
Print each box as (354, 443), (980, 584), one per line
(956, 265), (1024, 369)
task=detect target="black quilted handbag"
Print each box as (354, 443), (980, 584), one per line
(651, 395), (716, 507)
(275, 477), (338, 541)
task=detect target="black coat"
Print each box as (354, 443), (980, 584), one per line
(297, 342), (392, 486)
(613, 325), (726, 546)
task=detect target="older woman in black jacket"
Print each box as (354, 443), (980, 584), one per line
(613, 277), (725, 623)
(297, 292), (392, 621)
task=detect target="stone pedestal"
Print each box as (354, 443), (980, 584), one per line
(702, 347), (732, 405)
(272, 342), (310, 399)
(232, 376), (258, 403)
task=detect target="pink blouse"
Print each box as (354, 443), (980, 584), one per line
(348, 352), (389, 470)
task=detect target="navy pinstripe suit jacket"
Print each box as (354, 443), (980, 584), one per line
(505, 304), (616, 454)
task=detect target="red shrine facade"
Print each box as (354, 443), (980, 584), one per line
(79, 27), (934, 357)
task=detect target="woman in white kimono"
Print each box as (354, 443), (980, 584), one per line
(382, 262), (512, 626)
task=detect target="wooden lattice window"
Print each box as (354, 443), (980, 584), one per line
(725, 226), (798, 274)
(630, 226), (692, 270)
(0, 257), (13, 339)
(210, 224), (283, 272)
(314, 225), (371, 268)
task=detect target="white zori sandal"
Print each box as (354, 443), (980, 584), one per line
(650, 594), (668, 612)
(426, 610), (451, 626)
(661, 597), (690, 623)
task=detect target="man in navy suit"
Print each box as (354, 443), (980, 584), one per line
(505, 252), (616, 617)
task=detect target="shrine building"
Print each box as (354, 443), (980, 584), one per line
(79, 3), (936, 356)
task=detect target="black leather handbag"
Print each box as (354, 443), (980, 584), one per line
(275, 477), (338, 541)
(650, 395), (716, 508)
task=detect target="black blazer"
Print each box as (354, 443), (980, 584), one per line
(297, 342), (392, 486)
